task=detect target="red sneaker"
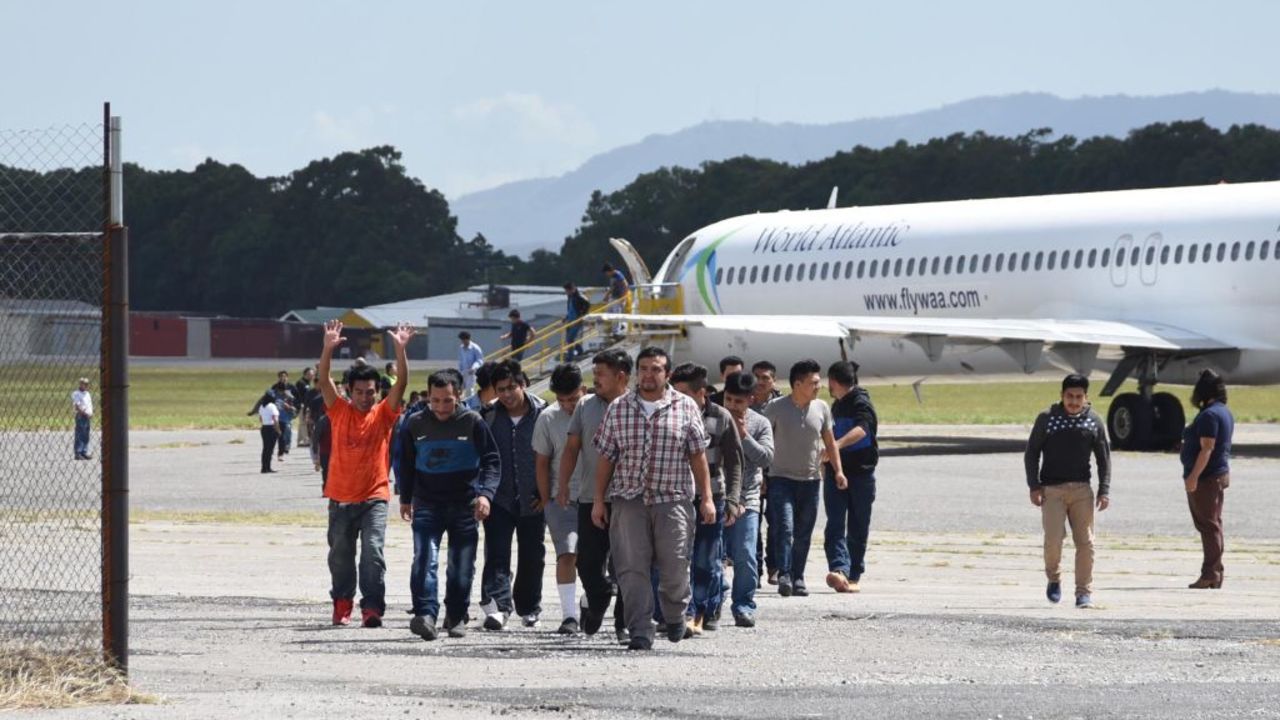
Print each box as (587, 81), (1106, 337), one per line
(332, 598), (353, 626)
(361, 608), (383, 628)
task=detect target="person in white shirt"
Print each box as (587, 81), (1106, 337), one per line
(257, 392), (281, 473)
(457, 332), (484, 399)
(71, 378), (93, 460)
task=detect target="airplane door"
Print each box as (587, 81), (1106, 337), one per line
(1139, 232), (1162, 286)
(1109, 234), (1133, 287)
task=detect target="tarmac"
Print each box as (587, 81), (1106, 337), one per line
(9, 424), (1280, 719)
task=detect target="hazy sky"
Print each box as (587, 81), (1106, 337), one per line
(6, 1), (1280, 198)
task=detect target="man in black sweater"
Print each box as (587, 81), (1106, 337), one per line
(397, 371), (501, 641)
(1025, 374), (1111, 609)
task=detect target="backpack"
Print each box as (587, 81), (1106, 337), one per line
(571, 291), (591, 317)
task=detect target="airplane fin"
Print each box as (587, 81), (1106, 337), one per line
(827, 186), (839, 210)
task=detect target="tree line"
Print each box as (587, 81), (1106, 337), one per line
(4, 121), (1280, 317)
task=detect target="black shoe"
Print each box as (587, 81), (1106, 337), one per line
(627, 635), (653, 651)
(778, 575), (793, 597)
(442, 614), (467, 638)
(580, 600), (604, 636)
(615, 627), (630, 646)
(733, 613), (756, 628)
(261, 469), (276, 474)
(1046, 582), (1062, 604)
(665, 622), (685, 643)
(703, 615), (720, 632)
(557, 617), (580, 635)
(410, 615), (438, 641)
(81, 453), (93, 460)
(482, 612), (507, 631)
(792, 582), (809, 597)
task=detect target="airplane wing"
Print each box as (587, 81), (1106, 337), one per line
(589, 313), (1234, 372)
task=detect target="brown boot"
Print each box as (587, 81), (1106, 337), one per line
(1187, 577), (1222, 589)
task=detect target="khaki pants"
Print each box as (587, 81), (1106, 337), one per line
(609, 497), (694, 642)
(1041, 482), (1094, 595)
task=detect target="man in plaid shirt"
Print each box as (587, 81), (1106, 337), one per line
(592, 346), (715, 651)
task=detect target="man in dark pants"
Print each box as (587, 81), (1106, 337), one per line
(397, 371), (501, 641)
(824, 361), (878, 594)
(561, 349), (632, 644)
(763, 359), (845, 598)
(479, 360), (547, 630)
(257, 391), (280, 474)
(750, 360), (782, 585)
(501, 310), (534, 361)
(1025, 373), (1111, 609)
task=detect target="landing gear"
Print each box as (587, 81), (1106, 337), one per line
(1102, 353), (1186, 452)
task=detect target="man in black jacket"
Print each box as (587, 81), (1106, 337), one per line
(397, 371), (501, 641)
(824, 361), (878, 594)
(1025, 374), (1111, 609)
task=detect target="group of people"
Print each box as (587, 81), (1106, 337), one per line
(308, 317), (1236, 650)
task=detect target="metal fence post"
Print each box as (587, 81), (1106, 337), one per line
(101, 106), (129, 672)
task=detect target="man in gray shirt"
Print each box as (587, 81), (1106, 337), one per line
(533, 363), (587, 635)
(559, 349), (632, 644)
(720, 371), (773, 626)
(763, 359), (846, 598)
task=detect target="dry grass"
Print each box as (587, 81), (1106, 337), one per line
(0, 647), (156, 710)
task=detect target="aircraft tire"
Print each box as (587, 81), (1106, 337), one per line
(1150, 391), (1186, 451)
(1107, 393), (1153, 451)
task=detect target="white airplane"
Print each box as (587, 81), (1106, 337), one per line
(600, 181), (1280, 451)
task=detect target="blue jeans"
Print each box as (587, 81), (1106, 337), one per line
(327, 499), (387, 612)
(563, 324), (583, 361)
(767, 478), (820, 584)
(279, 411), (294, 454)
(824, 468), (877, 580)
(410, 501), (479, 620)
(686, 497), (726, 618)
(74, 415), (91, 457)
(480, 504), (546, 617)
(726, 509), (760, 616)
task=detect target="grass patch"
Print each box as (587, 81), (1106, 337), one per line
(2, 365), (1277, 430)
(131, 510), (325, 527)
(0, 648), (156, 710)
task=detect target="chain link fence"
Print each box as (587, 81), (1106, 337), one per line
(0, 119), (109, 659)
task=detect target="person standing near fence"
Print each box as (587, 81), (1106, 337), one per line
(562, 283), (592, 362)
(318, 319), (413, 628)
(71, 377), (93, 460)
(1181, 369), (1234, 590)
(257, 392), (280, 474)
(501, 309), (534, 362)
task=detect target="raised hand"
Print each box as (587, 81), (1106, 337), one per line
(389, 322), (416, 350)
(323, 320), (346, 352)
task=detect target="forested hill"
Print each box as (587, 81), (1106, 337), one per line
(6, 121), (1280, 317)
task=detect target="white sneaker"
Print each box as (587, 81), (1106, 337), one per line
(522, 613), (540, 628)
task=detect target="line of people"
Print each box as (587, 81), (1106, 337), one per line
(313, 317), (1236, 648)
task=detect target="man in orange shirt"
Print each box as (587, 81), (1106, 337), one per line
(319, 319), (414, 627)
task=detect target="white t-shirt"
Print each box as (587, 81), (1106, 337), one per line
(71, 389), (93, 417)
(259, 403), (280, 426)
(638, 398), (658, 419)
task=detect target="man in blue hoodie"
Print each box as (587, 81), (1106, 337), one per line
(824, 361), (879, 594)
(479, 360), (548, 630)
(397, 370), (501, 641)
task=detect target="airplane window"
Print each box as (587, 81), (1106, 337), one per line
(956, 256), (966, 274)
(1160, 246), (1170, 264)
(982, 254), (992, 272)
(1145, 246), (1155, 265)
(1174, 246), (1183, 264)
(893, 258), (903, 276)
(1101, 248), (1110, 267)
(1116, 248), (1126, 268)
(1087, 249), (1096, 268)
(750, 266), (759, 284)
(944, 256), (953, 274)
(1047, 251), (1057, 270)
(715, 267), (724, 285)
(920, 256), (928, 274)
(1019, 252), (1029, 271)
(1007, 252), (1016, 272)
(845, 260), (854, 279)
(1245, 241), (1255, 261)
(1262, 240), (1272, 260)
(857, 260), (866, 278)
(869, 260), (878, 278)
(1202, 244), (1211, 263)
(906, 258), (916, 276)
(1216, 243), (1226, 262)
(931, 257), (940, 275)
(1129, 247), (1139, 266)
(970, 254), (979, 273)
(1231, 242), (1241, 261)
(820, 262), (829, 281)
(1032, 252), (1042, 271)
(809, 263), (818, 281)
(995, 254), (1004, 272)
(1074, 250), (1083, 269)
(737, 267), (746, 284)
(784, 264), (793, 282)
